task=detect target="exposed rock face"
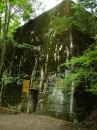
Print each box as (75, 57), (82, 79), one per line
(1, 0), (97, 121)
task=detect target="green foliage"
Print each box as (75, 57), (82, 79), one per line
(0, 0), (34, 41)
(2, 75), (16, 86)
(78, 0), (97, 13)
(15, 0), (34, 21)
(54, 1), (97, 36)
(53, 17), (74, 34)
(8, 16), (20, 39)
(0, 0), (4, 12)
(56, 0), (97, 95)
(9, 38), (41, 51)
(62, 42), (97, 94)
(72, 2), (96, 35)
(1, 74), (25, 86)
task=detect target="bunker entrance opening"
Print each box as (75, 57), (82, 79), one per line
(28, 89), (39, 113)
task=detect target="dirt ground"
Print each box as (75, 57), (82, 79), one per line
(0, 113), (96, 130)
(0, 113), (75, 130)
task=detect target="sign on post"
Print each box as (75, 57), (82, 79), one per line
(22, 80), (30, 92)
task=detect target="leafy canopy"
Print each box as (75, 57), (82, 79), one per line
(0, 0), (35, 40)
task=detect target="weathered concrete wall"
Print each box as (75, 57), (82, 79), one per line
(2, 0), (97, 121)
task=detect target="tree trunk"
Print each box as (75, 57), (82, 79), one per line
(0, 0), (10, 106)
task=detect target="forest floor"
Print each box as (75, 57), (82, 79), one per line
(0, 113), (96, 130)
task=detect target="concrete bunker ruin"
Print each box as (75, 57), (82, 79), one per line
(1, 0), (97, 122)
